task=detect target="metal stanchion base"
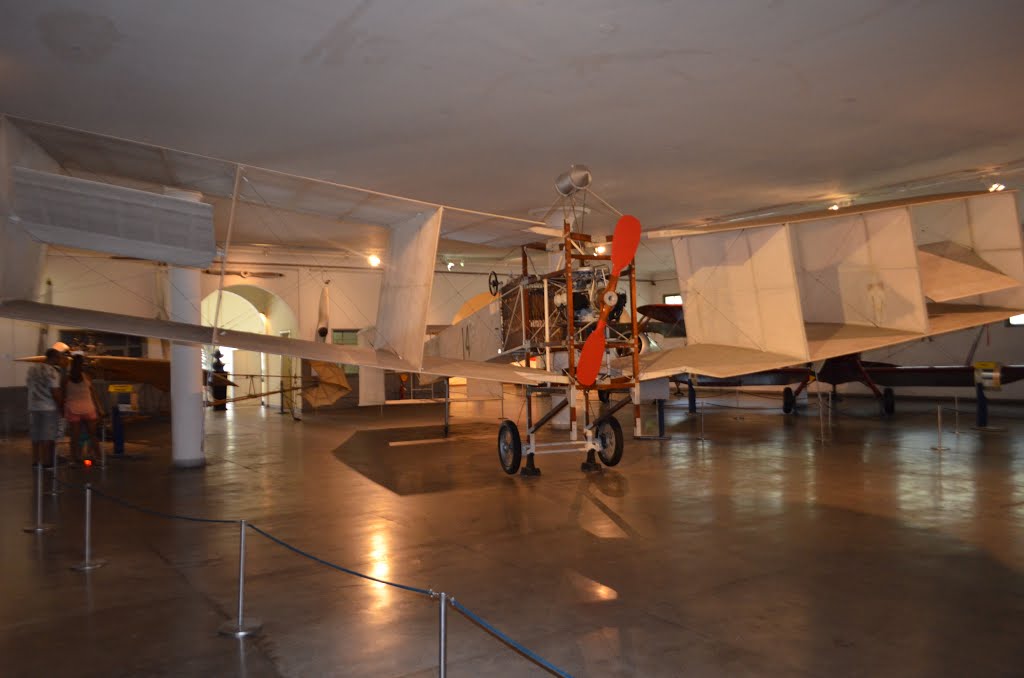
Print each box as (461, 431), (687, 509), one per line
(930, 445), (949, 452)
(71, 559), (107, 572)
(971, 426), (1007, 433)
(23, 524), (54, 534)
(580, 450), (601, 473)
(218, 619), (263, 638)
(45, 485), (63, 496)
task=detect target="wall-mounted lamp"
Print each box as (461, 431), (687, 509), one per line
(368, 254), (381, 267)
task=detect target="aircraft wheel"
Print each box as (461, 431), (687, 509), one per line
(882, 387), (895, 416)
(782, 387), (795, 414)
(595, 416), (623, 467)
(488, 271), (500, 296)
(498, 419), (522, 474)
(598, 389), (611, 404)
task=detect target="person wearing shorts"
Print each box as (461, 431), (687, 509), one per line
(27, 348), (63, 467)
(63, 353), (104, 465)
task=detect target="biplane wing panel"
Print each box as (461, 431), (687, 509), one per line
(373, 208), (442, 369)
(925, 303), (1023, 336)
(7, 118), (555, 252)
(633, 343), (807, 381)
(0, 300), (561, 386)
(673, 224), (809, 361)
(917, 245), (1021, 302)
(804, 323), (921, 362)
(12, 167), (216, 268)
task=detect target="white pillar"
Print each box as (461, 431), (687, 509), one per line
(169, 266), (204, 468)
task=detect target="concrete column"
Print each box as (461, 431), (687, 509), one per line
(169, 266), (204, 468)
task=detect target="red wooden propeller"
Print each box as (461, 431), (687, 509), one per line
(576, 215), (642, 387)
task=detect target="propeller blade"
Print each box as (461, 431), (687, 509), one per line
(610, 215), (642, 274)
(576, 320), (607, 387)
(575, 215), (642, 387)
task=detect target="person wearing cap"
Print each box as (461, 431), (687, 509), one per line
(26, 348), (63, 467)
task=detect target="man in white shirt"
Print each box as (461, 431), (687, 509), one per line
(27, 348), (63, 467)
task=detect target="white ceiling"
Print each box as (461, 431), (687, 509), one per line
(3, 1), (1024, 273)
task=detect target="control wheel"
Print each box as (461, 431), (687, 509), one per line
(595, 416), (623, 467)
(498, 419), (522, 474)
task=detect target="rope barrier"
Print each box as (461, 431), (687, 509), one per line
(449, 598), (575, 678)
(54, 477), (239, 525)
(246, 523), (434, 597)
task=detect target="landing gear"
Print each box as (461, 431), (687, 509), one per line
(782, 387), (796, 414)
(595, 417), (623, 467)
(498, 420), (521, 474)
(882, 387), (895, 416)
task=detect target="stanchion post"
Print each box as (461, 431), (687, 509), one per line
(72, 483), (106, 570)
(931, 405), (948, 452)
(954, 395), (960, 435)
(438, 592), (448, 678)
(46, 445), (62, 496)
(816, 389), (828, 442)
(219, 520), (262, 637)
(697, 400), (706, 443)
(23, 464), (54, 534)
(827, 391), (833, 429)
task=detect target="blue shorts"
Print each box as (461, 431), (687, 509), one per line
(29, 410), (59, 442)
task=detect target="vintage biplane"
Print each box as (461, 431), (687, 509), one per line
(2, 117), (1023, 475)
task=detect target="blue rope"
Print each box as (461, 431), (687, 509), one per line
(56, 478), (238, 525)
(47, 478), (568, 674)
(246, 523), (433, 597)
(449, 598), (575, 678)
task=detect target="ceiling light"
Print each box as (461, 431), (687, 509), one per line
(446, 261), (454, 271)
(595, 245), (607, 254)
(828, 204), (840, 211)
(459, 260), (465, 267)
(989, 182), (1006, 192)
(368, 254), (381, 267)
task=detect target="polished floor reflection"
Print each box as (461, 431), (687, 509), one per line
(2, 394), (1024, 677)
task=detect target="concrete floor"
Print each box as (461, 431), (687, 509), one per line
(2, 393), (1024, 677)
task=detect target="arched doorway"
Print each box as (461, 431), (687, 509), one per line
(200, 285), (298, 409)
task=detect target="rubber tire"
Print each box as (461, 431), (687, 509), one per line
(882, 387), (895, 416)
(595, 416), (623, 467)
(498, 419), (522, 474)
(488, 271), (500, 296)
(782, 387), (795, 414)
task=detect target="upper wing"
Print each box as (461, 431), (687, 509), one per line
(640, 191), (1024, 380)
(9, 117), (559, 252)
(0, 300), (565, 386)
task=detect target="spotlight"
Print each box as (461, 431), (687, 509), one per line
(828, 204), (840, 211)
(368, 254), (381, 267)
(989, 183), (1006, 192)
(446, 261), (454, 271)
(595, 245), (607, 254)
(459, 260), (465, 267)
